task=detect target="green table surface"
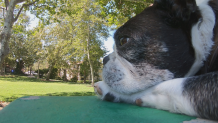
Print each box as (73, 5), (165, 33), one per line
(0, 96), (196, 123)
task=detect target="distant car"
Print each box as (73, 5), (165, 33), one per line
(25, 71), (37, 75)
(33, 72), (38, 75)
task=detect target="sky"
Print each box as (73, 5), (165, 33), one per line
(27, 11), (115, 55)
(104, 31), (115, 54)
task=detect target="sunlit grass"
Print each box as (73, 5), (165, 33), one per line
(0, 76), (95, 102)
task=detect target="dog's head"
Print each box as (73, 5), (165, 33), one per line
(102, 0), (215, 95)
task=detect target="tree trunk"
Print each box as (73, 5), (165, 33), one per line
(3, 60), (5, 76)
(28, 66), (29, 75)
(58, 69), (61, 78)
(87, 26), (95, 86)
(37, 61), (40, 79)
(0, 0), (16, 64)
(77, 65), (81, 81)
(83, 71), (86, 83)
(63, 69), (67, 81)
(0, 0), (35, 64)
(87, 42), (94, 86)
(46, 64), (54, 81)
(0, 64), (2, 75)
(89, 60), (94, 85)
(30, 66), (32, 75)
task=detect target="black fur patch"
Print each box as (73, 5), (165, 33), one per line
(113, 6), (196, 77)
(104, 93), (115, 102)
(154, 0), (201, 27)
(183, 72), (218, 120)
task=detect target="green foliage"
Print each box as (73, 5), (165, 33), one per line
(80, 58), (89, 80)
(34, 0), (109, 82)
(49, 67), (58, 79)
(35, 69), (49, 75)
(77, 80), (92, 83)
(35, 68), (58, 79)
(9, 13), (42, 70)
(55, 76), (62, 80)
(14, 60), (25, 75)
(71, 76), (78, 82)
(98, 0), (154, 28)
(27, 0), (60, 25)
(4, 55), (16, 69)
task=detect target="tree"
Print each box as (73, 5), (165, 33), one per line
(39, 23), (70, 80)
(0, 0), (59, 65)
(37, 0), (109, 83)
(0, 0), (37, 64)
(80, 58), (89, 83)
(9, 13), (42, 75)
(29, 22), (46, 78)
(63, 0), (109, 86)
(15, 59), (24, 74)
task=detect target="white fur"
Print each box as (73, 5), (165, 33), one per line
(102, 43), (174, 95)
(94, 81), (111, 99)
(160, 42), (168, 52)
(95, 78), (198, 117)
(139, 78), (198, 116)
(185, 0), (215, 77)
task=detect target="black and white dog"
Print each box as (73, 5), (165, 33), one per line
(94, 0), (218, 120)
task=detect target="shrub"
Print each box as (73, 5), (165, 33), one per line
(35, 69), (49, 75)
(71, 76), (78, 82)
(77, 80), (91, 83)
(56, 76), (62, 80)
(35, 69), (49, 78)
(50, 67), (58, 79)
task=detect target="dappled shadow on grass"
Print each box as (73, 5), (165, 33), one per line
(1, 92), (96, 102)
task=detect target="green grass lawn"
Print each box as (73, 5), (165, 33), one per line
(0, 76), (95, 102)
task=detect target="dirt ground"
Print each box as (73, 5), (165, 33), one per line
(0, 102), (10, 111)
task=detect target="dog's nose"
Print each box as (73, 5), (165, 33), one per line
(103, 55), (110, 65)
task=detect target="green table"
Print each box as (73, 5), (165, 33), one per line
(0, 96), (196, 123)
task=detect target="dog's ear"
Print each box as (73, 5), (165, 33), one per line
(154, 0), (199, 26)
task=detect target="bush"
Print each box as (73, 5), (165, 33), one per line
(50, 67), (58, 79)
(71, 76), (78, 82)
(36, 68), (57, 79)
(35, 69), (49, 75)
(56, 76), (62, 80)
(77, 80), (91, 83)
(77, 80), (83, 83)
(14, 60), (25, 75)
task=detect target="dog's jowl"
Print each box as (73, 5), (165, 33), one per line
(94, 0), (218, 120)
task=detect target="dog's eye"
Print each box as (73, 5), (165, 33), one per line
(120, 37), (130, 46)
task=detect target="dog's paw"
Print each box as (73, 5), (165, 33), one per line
(94, 81), (110, 99)
(94, 81), (119, 102)
(94, 82), (102, 95)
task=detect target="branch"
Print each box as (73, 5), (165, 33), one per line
(0, 7), (6, 10)
(13, 1), (36, 22)
(0, 7), (6, 19)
